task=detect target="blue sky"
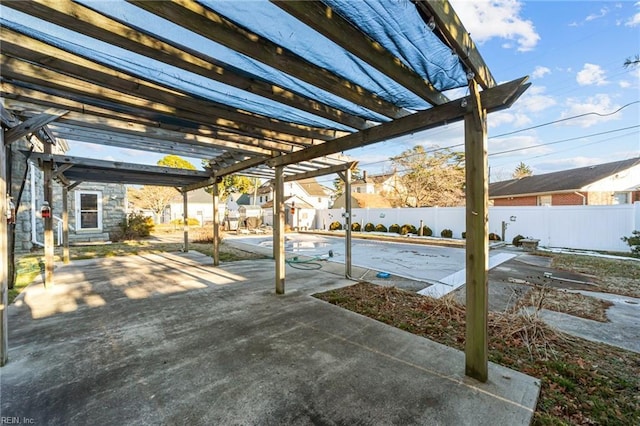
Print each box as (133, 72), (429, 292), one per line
(63, 0), (640, 184)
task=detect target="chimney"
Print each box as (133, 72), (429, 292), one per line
(362, 170), (367, 181)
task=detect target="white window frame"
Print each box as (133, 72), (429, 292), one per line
(75, 190), (103, 231)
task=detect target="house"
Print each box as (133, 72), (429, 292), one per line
(257, 178), (332, 229)
(489, 157), (640, 206)
(8, 137), (126, 252)
(331, 192), (393, 209)
(351, 170), (402, 195)
(166, 187), (219, 225)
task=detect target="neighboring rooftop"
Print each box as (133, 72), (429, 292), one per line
(489, 157), (640, 197)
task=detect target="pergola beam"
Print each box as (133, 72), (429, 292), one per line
(1, 28), (343, 140)
(130, 0), (409, 120)
(3, 108), (68, 145)
(1, 87), (307, 154)
(416, 1), (496, 89)
(24, 152), (212, 187)
(272, 1), (448, 106)
(284, 162), (358, 182)
(2, 0), (369, 131)
(266, 77), (528, 168)
(0, 53), (333, 144)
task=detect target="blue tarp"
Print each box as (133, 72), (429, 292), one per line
(0, 0), (468, 130)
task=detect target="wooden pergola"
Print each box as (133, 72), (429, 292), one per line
(0, 0), (529, 381)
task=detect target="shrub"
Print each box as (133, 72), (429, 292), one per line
(400, 224), (417, 235)
(119, 213), (154, 240)
(329, 221), (343, 231)
(389, 223), (400, 234)
(420, 226), (433, 237)
(351, 222), (361, 232)
(512, 234), (525, 247)
(440, 229), (453, 238)
(375, 224), (387, 232)
(489, 233), (501, 241)
(461, 231), (466, 239)
(170, 217), (200, 226)
(622, 230), (640, 257)
(364, 222), (375, 232)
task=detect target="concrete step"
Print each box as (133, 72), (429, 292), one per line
(69, 232), (111, 244)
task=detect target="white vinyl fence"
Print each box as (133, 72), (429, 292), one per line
(314, 202), (640, 253)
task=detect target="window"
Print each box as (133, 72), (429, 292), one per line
(613, 192), (629, 205)
(76, 191), (102, 230)
(538, 195), (552, 206)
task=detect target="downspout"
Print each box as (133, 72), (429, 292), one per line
(30, 163), (44, 247)
(574, 192), (586, 205)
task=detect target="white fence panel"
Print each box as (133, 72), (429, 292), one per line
(315, 202), (639, 252)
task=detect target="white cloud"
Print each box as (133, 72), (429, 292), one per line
(449, 0), (540, 52)
(489, 134), (550, 157)
(585, 7), (609, 22)
(626, 12), (640, 26)
(517, 86), (557, 113)
(619, 80), (631, 88)
(561, 94), (621, 127)
(488, 111), (531, 128)
(576, 63), (609, 86)
(532, 66), (551, 79)
(518, 95), (556, 114)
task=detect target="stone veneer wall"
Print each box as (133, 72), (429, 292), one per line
(9, 140), (126, 252)
(64, 182), (127, 241)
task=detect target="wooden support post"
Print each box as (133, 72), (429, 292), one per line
(43, 143), (54, 287)
(464, 79), (489, 382)
(62, 186), (69, 264)
(1, 130), (9, 365)
(182, 190), (189, 253)
(342, 169), (353, 278)
(274, 165), (285, 294)
(212, 183), (219, 266)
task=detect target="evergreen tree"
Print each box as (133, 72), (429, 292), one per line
(512, 162), (533, 179)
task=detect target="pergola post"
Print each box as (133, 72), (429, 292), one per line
(212, 182), (219, 266)
(341, 169), (353, 278)
(274, 165), (285, 294)
(43, 142), (54, 287)
(182, 190), (189, 253)
(464, 78), (489, 382)
(62, 185), (69, 264)
(1, 129), (9, 365)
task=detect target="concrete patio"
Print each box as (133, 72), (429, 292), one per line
(1, 251), (539, 425)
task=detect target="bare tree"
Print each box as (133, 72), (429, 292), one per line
(128, 186), (179, 223)
(389, 145), (465, 207)
(128, 155), (196, 222)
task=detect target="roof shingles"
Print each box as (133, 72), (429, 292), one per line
(489, 157), (640, 197)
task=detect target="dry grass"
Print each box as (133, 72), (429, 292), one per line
(315, 282), (640, 425)
(518, 286), (613, 323)
(551, 254), (640, 298)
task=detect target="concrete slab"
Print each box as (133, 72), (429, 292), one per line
(232, 234), (516, 295)
(2, 252), (540, 425)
